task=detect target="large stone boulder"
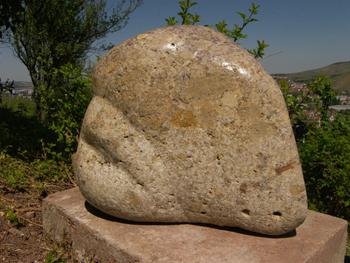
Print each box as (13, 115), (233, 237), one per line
(73, 25), (307, 235)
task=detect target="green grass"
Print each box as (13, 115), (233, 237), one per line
(1, 95), (36, 117)
(0, 150), (71, 190)
(45, 249), (67, 263)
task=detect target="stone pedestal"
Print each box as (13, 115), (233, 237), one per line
(42, 188), (348, 263)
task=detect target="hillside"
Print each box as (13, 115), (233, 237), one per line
(273, 61), (350, 94)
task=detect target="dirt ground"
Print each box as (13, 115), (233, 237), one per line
(0, 181), (73, 263)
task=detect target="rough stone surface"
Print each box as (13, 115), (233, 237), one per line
(43, 188), (348, 263)
(73, 25), (307, 235)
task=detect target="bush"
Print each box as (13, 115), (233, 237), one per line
(280, 77), (350, 221)
(41, 64), (92, 161)
(299, 112), (350, 219)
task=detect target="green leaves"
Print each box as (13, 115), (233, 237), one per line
(5, 208), (25, 228)
(215, 20), (228, 35)
(279, 77), (350, 221)
(248, 40), (269, 59)
(308, 76), (337, 121)
(300, 112), (350, 219)
(41, 64), (92, 161)
(45, 249), (66, 263)
(9, 0), (142, 123)
(0, 0), (23, 39)
(166, 0), (200, 25)
(165, 16), (178, 26)
(215, 3), (267, 58)
(166, 1), (268, 59)
(249, 3), (259, 15)
(215, 3), (260, 42)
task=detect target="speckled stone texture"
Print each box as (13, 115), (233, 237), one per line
(73, 25), (307, 235)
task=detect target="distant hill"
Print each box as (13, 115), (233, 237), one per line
(273, 61), (350, 94)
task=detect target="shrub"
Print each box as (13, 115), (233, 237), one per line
(280, 77), (350, 221)
(299, 112), (350, 219)
(41, 64), (92, 161)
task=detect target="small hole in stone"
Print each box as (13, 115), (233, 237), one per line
(171, 42), (175, 46)
(242, 209), (250, 216)
(273, 211), (282, 217)
(200, 211), (207, 215)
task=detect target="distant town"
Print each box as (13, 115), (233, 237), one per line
(12, 81), (33, 97)
(273, 75), (350, 112)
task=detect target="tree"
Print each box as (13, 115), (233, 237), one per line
(308, 76), (338, 121)
(7, 0), (142, 121)
(0, 0), (23, 40)
(166, 0), (268, 59)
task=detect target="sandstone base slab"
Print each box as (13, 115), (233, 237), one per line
(42, 188), (348, 263)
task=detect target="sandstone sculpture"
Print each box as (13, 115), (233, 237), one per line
(73, 25), (308, 235)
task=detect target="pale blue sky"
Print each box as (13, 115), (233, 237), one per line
(1, 0), (349, 81)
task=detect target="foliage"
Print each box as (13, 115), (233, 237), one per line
(308, 76), (338, 121)
(279, 77), (338, 140)
(3, 0), (141, 160)
(1, 95), (36, 117)
(0, 98), (72, 185)
(7, 0), (141, 120)
(166, 0), (268, 59)
(39, 64), (92, 160)
(279, 79), (316, 140)
(280, 77), (350, 221)
(299, 112), (350, 220)
(0, 151), (28, 189)
(0, 150), (72, 190)
(45, 249), (66, 263)
(5, 207), (25, 228)
(166, 0), (200, 25)
(0, 0), (23, 39)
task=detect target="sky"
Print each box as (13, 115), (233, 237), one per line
(0, 0), (349, 81)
